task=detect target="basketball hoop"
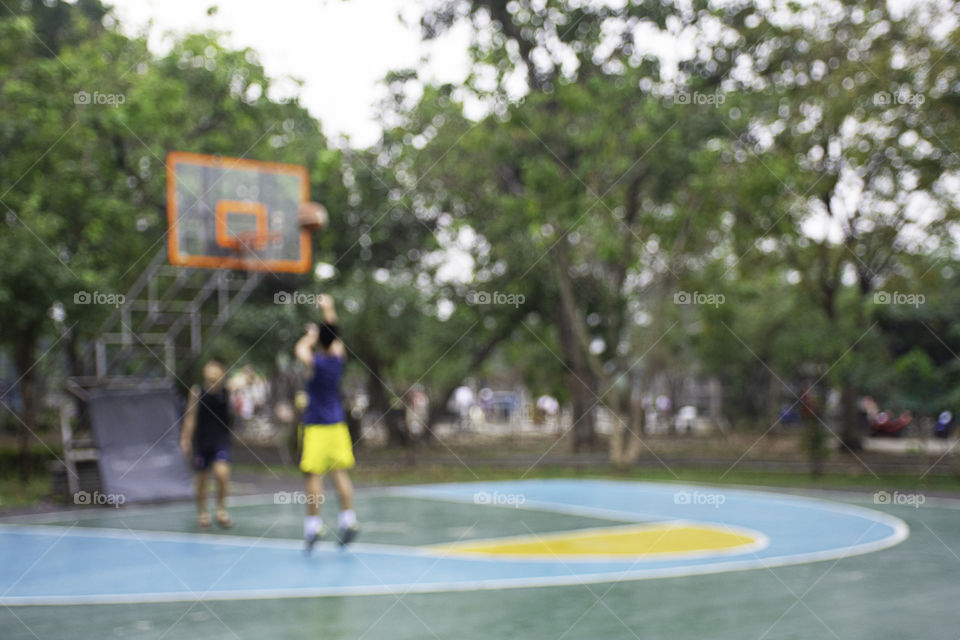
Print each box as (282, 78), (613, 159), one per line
(230, 230), (282, 253)
(166, 151), (312, 273)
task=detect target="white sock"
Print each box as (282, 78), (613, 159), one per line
(304, 515), (321, 538)
(339, 509), (356, 529)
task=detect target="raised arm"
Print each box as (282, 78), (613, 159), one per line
(317, 294), (345, 359)
(296, 323), (319, 367)
(317, 294), (338, 325)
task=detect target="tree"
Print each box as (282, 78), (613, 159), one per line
(0, 2), (331, 478)
(710, 0), (960, 451)
(408, 1), (739, 457)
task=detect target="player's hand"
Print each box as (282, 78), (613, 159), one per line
(305, 322), (320, 337)
(315, 294), (334, 311)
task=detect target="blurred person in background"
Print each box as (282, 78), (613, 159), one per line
(180, 359), (233, 529)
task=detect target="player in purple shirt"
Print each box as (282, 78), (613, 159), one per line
(295, 294), (358, 551)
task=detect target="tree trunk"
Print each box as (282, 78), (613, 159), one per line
(806, 418), (825, 477)
(64, 328), (87, 378)
(567, 371), (596, 452)
(626, 390), (645, 461)
(552, 247), (597, 452)
(366, 364), (411, 449)
(801, 390), (825, 477)
(608, 386), (626, 470)
(610, 372), (646, 470)
(768, 372), (780, 430)
(839, 379), (862, 453)
(422, 396), (443, 446)
(14, 336), (39, 482)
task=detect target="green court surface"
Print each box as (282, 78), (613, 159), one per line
(1, 483), (958, 639)
(8, 493), (633, 547)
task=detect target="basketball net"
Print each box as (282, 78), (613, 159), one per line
(230, 231), (283, 268)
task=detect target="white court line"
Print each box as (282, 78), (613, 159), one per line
(0, 487), (391, 525)
(2, 480), (911, 554)
(0, 523), (908, 607)
(731, 484), (960, 510)
(379, 487), (679, 523)
(0, 523), (438, 557)
(383, 479), (921, 527)
(0, 518), (770, 565)
(0, 480), (912, 605)
(5, 478), (952, 526)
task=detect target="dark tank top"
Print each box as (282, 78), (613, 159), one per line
(194, 387), (230, 449)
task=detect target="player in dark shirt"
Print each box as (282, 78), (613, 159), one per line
(180, 359), (233, 529)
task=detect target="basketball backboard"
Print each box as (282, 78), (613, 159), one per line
(166, 151), (311, 273)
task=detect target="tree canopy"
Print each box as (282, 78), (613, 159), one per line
(2, 0), (959, 474)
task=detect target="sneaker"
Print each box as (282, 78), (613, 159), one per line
(338, 524), (359, 547)
(304, 525), (327, 554)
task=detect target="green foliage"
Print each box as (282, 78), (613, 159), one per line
(3, 0), (960, 466)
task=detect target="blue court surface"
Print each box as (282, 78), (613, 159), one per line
(1, 479), (957, 639)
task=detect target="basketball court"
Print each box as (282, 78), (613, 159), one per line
(2, 478), (957, 639)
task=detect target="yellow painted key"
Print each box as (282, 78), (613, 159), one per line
(433, 523), (759, 558)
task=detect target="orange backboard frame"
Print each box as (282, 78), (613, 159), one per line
(166, 151), (311, 273)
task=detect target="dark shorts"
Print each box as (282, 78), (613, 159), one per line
(193, 444), (229, 471)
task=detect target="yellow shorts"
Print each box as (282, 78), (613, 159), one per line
(298, 422), (355, 475)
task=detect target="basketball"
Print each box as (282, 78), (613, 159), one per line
(298, 202), (328, 232)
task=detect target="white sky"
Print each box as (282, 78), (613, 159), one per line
(109, 0), (472, 147)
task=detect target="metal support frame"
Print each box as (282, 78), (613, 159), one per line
(92, 247), (264, 379)
(62, 248), (267, 497)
